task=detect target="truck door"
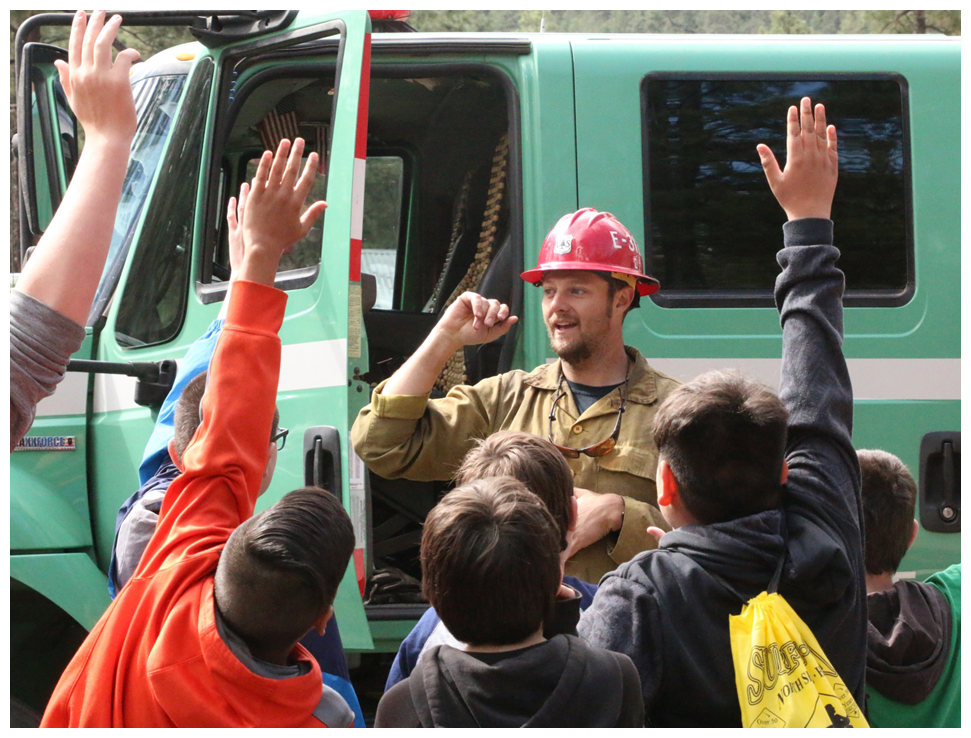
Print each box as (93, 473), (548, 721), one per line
(89, 10), (375, 648)
(11, 11), (374, 715)
(570, 36), (960, 575)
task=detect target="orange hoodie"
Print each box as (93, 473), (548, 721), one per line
(42, 281), (349, 727)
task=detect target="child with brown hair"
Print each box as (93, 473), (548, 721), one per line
(375, 477), (642, 727)
(384, 430), (599, 689)
(580, 99), (868, 726)
(42, 136), (355, 727)
(859, 449), (960, 728)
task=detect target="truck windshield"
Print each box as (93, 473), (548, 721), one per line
(86, 72), (187, 326)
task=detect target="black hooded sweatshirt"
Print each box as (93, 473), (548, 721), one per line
(374, 635), (643, 727)
(579, 221), (867, 727)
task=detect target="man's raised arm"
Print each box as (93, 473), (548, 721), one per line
(381, 292), (518, 397)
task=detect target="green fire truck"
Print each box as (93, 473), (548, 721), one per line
(11, 10), (959, 719)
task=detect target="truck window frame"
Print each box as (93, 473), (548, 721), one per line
(197, 57), (525, 331)
(196, 60), (342, 303)
(640, 72), (915, 309)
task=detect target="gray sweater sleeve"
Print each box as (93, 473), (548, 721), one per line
(9, 290), (86, 449)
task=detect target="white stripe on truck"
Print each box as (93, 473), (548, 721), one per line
(646, 358), (960, 401)
(43, 350), (957, 418)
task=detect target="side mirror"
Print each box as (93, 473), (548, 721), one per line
(16, 43), (77, 240)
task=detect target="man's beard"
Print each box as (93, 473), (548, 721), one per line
(547, 308), (612, 367)
(551, 332), (595, 365)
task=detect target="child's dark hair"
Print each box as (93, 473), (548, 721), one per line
(455, 431), (573, 551)
(652, 369), (788, 524)
(421, 477), (561, 646)
(173, 371), (279, 461)
(213, 486), (354, 654)
(858, 449), (917, 575)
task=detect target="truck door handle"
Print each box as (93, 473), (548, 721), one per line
(919, 431), (960, 532)
(304, 426), (342, 498)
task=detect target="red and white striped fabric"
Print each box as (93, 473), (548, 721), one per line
(257, 98), (301, 152)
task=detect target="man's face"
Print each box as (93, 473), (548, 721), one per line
(541, 271), (618, 366)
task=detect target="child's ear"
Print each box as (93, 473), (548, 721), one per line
(313, 605), (335, 636)
(168, 439), (184, 471)
(657, 459), (678, 507)
(568, 495), (578, 531)
(908, 519), (919, 551)
(780, 459), (789, 485)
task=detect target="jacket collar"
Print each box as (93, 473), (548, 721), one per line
(523, 346), (658, 405)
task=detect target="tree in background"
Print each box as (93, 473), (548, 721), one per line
(408, 9), (959, 35)
(10, 9), (960, 273)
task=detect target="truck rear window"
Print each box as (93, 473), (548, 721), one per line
(642, 76), (911, 307)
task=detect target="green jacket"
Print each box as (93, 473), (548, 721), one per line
(351, 346), (682, 583)
(866, 564), (961, 728)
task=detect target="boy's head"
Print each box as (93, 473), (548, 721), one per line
(421, 477), (561, 647)
(858, 449), (919, 577)
(214, 486), (354, 655)
(652, 370), (788, 526)
(455, 430), (574, 551)
(172, 371), (280, 494)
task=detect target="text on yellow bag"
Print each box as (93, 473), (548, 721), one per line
(729, 591), (868, 728)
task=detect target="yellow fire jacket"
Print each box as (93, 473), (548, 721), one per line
(351, 346), (682, 583)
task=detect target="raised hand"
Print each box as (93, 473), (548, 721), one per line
(53, 10), (140, 144)
(14, 11), (140, 325)
(380, 290), (518, 396)
(757, 97), (838, 221)
(435, 291), (519, 351)
(238, 138), (328, 285)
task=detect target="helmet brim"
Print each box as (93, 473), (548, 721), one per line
(521, 264), (660, 296)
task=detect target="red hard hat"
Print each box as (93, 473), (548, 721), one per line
(521, 208), (659, 296)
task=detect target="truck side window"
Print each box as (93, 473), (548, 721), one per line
(642, 76), (912, 307)
(114, 60), (214, 347)
(362, 155), (405, 310)
(87, 73), (188, 326)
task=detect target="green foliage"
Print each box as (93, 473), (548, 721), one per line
(409, 9), (959, 35)
(766, 11), (812, 35)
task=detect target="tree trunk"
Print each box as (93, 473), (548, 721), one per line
(914, 10), (927, 34)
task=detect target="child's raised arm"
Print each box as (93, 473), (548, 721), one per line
(14, 10), (140, 325)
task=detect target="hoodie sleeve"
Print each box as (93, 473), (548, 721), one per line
(615, 652), (646, 727)
(775, 220), (862, 558)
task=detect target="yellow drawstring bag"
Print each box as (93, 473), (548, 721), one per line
(728, 577), (868, 728)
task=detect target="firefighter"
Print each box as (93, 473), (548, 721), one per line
(351, 209), (682, 583)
